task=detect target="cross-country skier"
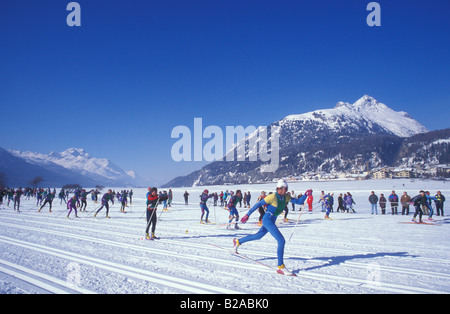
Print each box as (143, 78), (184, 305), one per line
(94, 189), (114, 218)
(145, 187), (168, 240)
(14, 187), (23, 212)
(223, 190), (228, 207)
(5, 188), (12, 207)
(38, 191), (55, 212)
(168, 189), (173, 207)
(93, 189), (100, 203)
(199, 189), (214, 224)
(59, 189), (66, 205)
(67, 195), (79, 218)
(234, 180), (310, 276)
(36, 188), (43, 206)
(425, 191), (437, 220)
(227, 190), (242, 229)
(79, 189), (90, 212)
(411, 190), (427, 223)
(74, 187), (82, 207)
(119, 190), (127, 213)
(323, 193), (333, 219)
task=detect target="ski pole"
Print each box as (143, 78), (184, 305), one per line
(287, 204), (305, 243)
(84, 203), (103, 218)
(158, 200), (170, 220)
(145, 197), (160, 231)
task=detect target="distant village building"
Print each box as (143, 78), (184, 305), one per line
(371, 168), (392, 179)
(393, 169), (414, 178)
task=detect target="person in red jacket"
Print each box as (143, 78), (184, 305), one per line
(307, 193), (314, 212)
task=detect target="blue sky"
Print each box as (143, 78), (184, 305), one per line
(1, 0), (449, 185)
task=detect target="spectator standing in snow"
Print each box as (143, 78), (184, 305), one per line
(388, 190), (399, 215)
(246, 191), (251, 208)
(369, 191), (378, 215)
(400, 192), (411, 215)
(219, 191), (224, 207)
(345, 192), (356, 213)
(435, 191), (445, 216)
(319, 191), (325, 212)
(183, 191), (189, 205)
(291, 191), (296, 211)
(329, 193), (334, 213)
(336, 193), (344, 212)
(379, 193), (387, 215)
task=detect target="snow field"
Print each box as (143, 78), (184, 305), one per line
(0, 179), (449, 294)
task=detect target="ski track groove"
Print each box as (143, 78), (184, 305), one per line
(2, 211), (450, 267)
(0, 212), (448, 294)
(3, 211), (450, 271)
(0, 257), (96, 294)
(0, 233), (241, 294)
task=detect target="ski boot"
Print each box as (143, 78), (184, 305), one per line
(277, 264), (295, 276)
(233, 238), (240, 253)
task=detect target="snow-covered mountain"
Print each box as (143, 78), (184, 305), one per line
(5, 148), (141, 187)
(163, 95), (434, 187)
(281, 95), (428, 138)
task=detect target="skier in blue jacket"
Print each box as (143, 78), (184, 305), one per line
(234, 180), (310, 276)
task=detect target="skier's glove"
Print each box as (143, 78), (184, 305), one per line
(305, 189), (313, 197)
(241, 215), (249, 224)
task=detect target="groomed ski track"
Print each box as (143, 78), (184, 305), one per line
(1, 189), (450, 295)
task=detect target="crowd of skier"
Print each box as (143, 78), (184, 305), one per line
(0, 186), (134, 217)
(0, 182), (446, 276)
